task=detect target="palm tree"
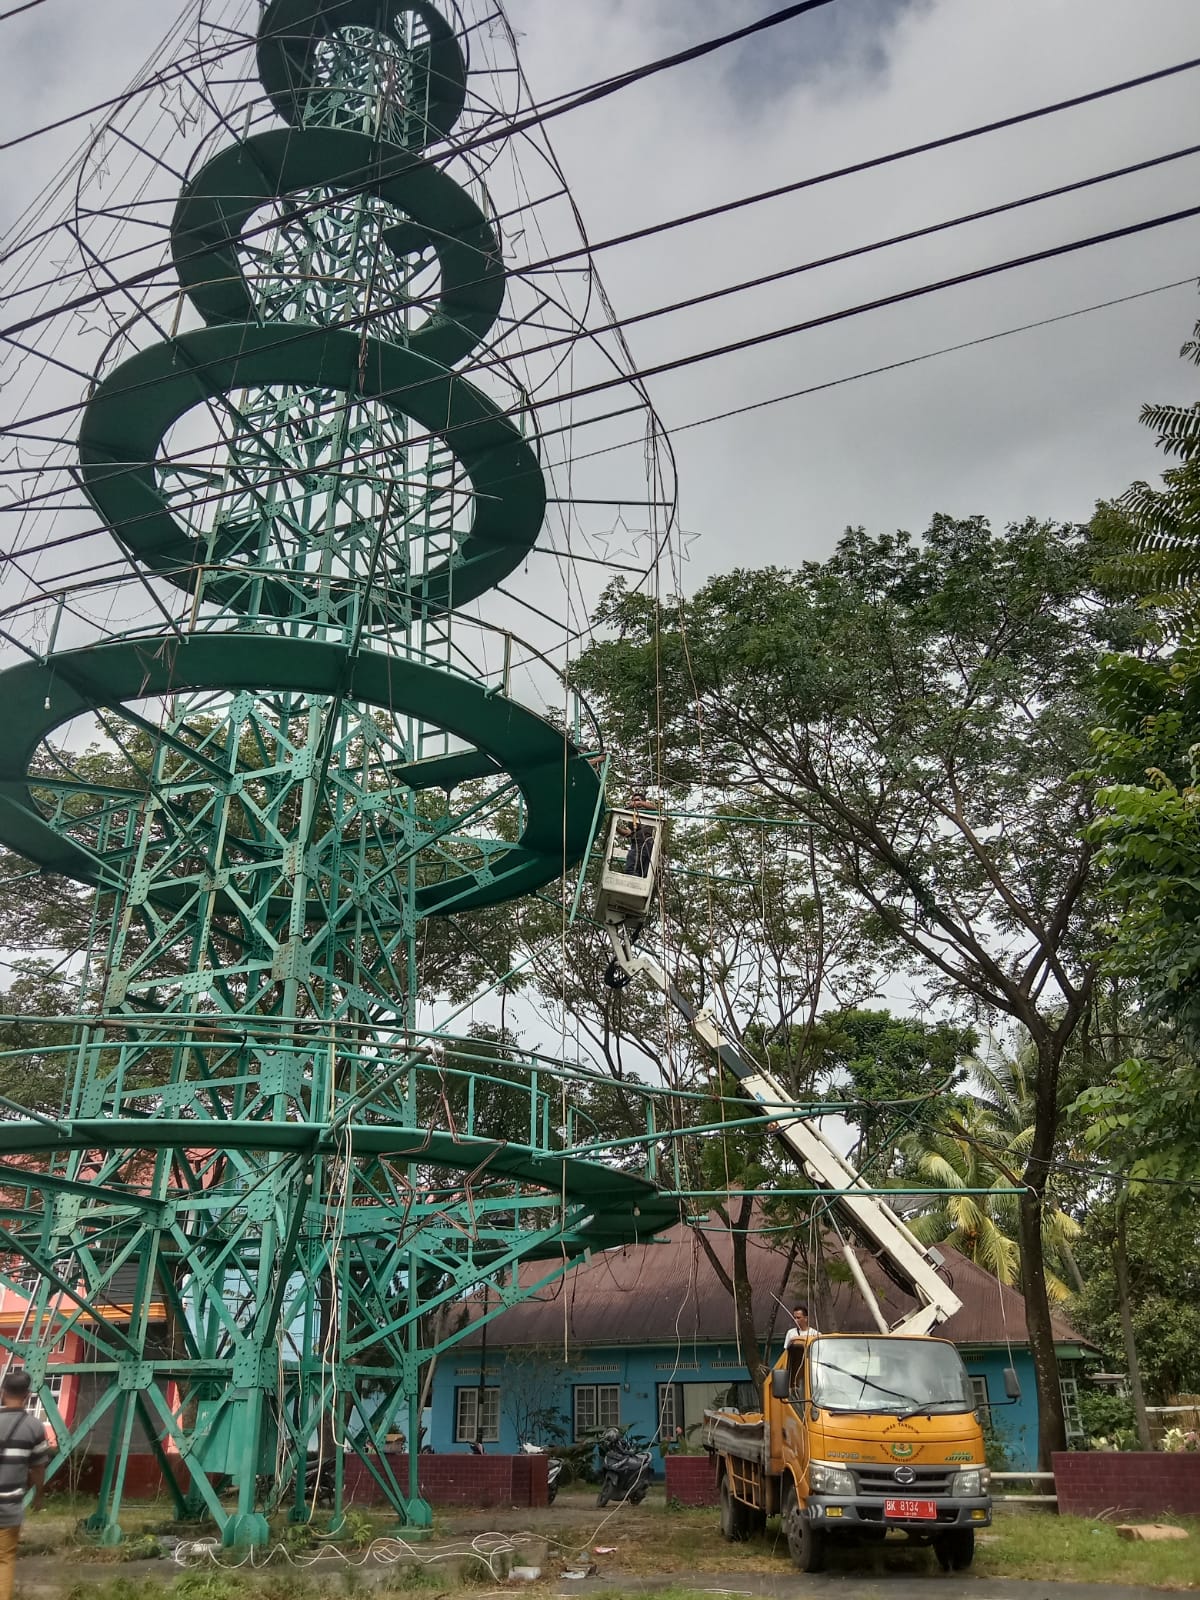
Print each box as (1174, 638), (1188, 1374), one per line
(1094, 313), (1200, 614)
(900, 1038), (1083, 1303)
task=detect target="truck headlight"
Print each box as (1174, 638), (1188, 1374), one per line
(809, 1461), (855, 1496)
(951, 1468), (989, 1497)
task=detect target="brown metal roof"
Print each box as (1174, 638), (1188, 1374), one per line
(459, 1218), (1086, 1350)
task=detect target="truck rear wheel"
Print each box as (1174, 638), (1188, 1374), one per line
(934, 1530), (975, 1571)
(782, 1481), (825, 1573)
(719, 1475), (754, 1541)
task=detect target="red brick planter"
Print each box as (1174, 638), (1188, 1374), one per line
(665, 1453), (719, 1506)
(69, 1452), (549, 1510)
(1054, 1451), (1200, 1517)
(344, 1452), (549, 1508)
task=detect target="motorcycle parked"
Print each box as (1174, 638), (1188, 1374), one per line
(595, 1428), (652, 1508)
(520, 1441), (565, 1503)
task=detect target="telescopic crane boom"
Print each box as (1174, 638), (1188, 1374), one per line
(596, 806), (961, 1336)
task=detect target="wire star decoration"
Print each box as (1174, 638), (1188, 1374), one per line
(589, 511), (701, 570)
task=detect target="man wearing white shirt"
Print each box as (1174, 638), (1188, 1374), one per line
(783, 1303), (816, 1348)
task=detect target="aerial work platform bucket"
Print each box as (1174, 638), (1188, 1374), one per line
(595, 803), (662, 926)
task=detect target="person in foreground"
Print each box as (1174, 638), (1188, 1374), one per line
(0, 1370), (49, 1600)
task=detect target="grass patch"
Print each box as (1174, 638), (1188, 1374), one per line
(977, 1509), (1200, 1588)
(538, 1498), (1200, 1587)
(28, 1495), (1200, 1596)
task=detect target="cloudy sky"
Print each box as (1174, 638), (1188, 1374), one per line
(504, 0), (1200, 582)
(2, 0), (1199, 622)
(1, 1), (1196, 1058)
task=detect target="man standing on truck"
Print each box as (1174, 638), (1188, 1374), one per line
(784, 1304), (816, 1347)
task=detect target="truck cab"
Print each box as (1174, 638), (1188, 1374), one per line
(705, 1333), (991, 1573)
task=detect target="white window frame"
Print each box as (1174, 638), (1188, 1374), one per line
(454, 1385), (500, 1444)
(574, 1383), (620, 1438)
(656, 1381), (682, 1439)
(7, 1261), (39, 1294)
(28, 1373), (65, 1424)
(968, 1375), (989, 1412)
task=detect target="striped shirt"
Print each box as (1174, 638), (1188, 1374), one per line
(0, 1409), (50, 1528)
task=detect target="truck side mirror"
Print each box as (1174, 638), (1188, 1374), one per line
(1004, 1367), (1021, 1401)
(770, 1368), (790, 1401)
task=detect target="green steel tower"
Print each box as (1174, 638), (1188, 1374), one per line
(0, 0), (675, 1544)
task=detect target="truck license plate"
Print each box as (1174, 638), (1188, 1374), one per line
(884, 1498), (936, 1520)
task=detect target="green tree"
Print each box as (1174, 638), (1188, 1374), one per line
(814, 1008), (974, 1166)
(521, 806), (889, 1395)
(520, 807), (881, 1388)
(901, 1093), (1082, 1304)
(684, 1009), (980, 1386)
(572, 516), (1135, 1465)
(1085, 311), (1200, 1176)
(1093, 313), (1200, 613)
(1070, 1184), (1200, 1402)
(900, 1031), (1091, 1300)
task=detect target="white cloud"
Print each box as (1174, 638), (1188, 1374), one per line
(504, 0), (1200, 582)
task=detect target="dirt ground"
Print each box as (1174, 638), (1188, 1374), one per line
(11, 1490), (1197, 1598)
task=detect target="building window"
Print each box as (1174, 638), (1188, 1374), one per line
(574, 1384), (620, 1438)
(5, 1260), (39, 1295)
(454, 1386), (499, 1444)
(657, 1382), (683, 1439)
(29, 1373), (65, 1424)
(1060, 1377), (1083, 1443)
(968, 1375), (989, 1412)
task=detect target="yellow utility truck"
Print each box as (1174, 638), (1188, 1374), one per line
(704, 1334), (999, 1571)
(596, 805), (1016, 1575)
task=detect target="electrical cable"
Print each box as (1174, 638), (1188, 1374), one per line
(0, 0), (50, 21)
(497, 0), (839, 122)
(582, 273), (1198, 458)
(4, 200), (1196, 564)
(0, 34), (256, 156)
(2, 271), (1191, 607)
(464, 140), (1200, 382)
(4, 50), (1197, 345)
(0, 0), (833, 161)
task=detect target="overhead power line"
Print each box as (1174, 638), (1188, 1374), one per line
(516, 202), (1200, 412)
(6, 203), (1198, 559)
(0, 0), (50, 20)
(551, 276), (1199, 476)
(3, 272), (1193, 609)
(10, 142), (1197, 452)
(0, 0), (835, 161)
(0, 34), (256, 155)
(461, 142), (1200, 380)
(492, 0), (839, 119)
(2, 48), (1196, 346)
(505, 55), (1200, 286)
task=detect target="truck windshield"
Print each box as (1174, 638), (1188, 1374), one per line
(809, 1338), (974, 1415)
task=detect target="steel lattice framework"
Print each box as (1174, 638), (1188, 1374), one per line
(0, 0), (677, 1544)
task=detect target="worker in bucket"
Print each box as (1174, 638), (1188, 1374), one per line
(619, 793), (657, 876)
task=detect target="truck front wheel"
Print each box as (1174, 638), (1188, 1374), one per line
(934, 1529), (975, 1571)
(782, 1482), (825, 1573)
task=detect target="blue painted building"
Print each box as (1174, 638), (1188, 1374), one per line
(430, 1222), (1092, 1471)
